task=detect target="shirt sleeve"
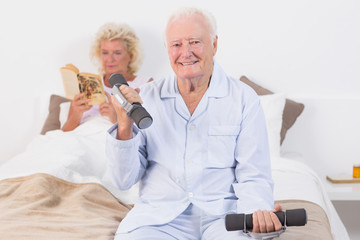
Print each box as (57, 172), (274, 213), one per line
(233, 96), (274, 214)
(105, 123), (148, 190)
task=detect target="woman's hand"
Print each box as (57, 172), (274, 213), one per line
(61, 93), (91, 131)
(99, 92), (117, 123)
(252, 204), (283, 233)
(70, 93), (92, 116)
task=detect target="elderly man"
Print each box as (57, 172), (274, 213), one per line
(106, 7), (282, 240)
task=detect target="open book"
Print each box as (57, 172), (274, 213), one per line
(60, 64), (106, 105)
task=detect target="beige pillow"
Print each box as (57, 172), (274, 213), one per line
(240, 76), (304, 145)
(40, 94), (70, 135)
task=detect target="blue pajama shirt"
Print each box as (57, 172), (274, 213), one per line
(106, 61), (274, 237)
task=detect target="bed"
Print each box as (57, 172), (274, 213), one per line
(0, 77), (350, 240)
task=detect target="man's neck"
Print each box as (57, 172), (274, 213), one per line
(177, 74), (212, 115)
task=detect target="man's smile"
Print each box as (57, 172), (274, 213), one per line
(180, 61), (198, 66)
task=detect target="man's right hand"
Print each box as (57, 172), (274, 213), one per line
(110, 85), (142, 140)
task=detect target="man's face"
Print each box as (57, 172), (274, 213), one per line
(165, 14), (217, 81)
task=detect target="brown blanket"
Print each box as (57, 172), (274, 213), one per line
(0, 174), (333, 240)
(274, 200), (333, 240)
(0, 173), (131, 240)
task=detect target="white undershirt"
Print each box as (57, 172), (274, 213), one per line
(80, 75), (150, 123)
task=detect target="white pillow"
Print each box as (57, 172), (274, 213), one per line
(59, 101), (71, 128)
(259, 93), (286, 157)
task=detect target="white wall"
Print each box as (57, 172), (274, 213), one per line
(1, 0), (360, 179)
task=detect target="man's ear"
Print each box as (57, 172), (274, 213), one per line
(212, 35), (218, 56)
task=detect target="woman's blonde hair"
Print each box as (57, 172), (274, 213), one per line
(90, 22), (143, 75)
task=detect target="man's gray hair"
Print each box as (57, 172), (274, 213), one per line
(165, 7), (218, 44)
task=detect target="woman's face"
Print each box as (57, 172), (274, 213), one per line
(100, 39), (132, 76)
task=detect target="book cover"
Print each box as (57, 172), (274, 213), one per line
(60, 64), (106, 105)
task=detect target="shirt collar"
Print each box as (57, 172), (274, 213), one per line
(160, 61), (229, 99)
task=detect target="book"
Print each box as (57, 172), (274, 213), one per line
(326, 174), (360, 183)
(60, 64), (106, 105)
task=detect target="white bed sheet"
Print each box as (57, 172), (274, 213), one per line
(0, 116), (139, 204)
(0, 116), (349, 239)
(272, 157), (349, 240)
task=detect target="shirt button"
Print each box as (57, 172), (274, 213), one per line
(189, 124), (196, 131)
(188, 192), (193, 198)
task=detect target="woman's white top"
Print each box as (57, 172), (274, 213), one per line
(80, 76), (150, 123)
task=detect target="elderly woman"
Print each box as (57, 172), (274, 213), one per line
(62, 22), (152, 131)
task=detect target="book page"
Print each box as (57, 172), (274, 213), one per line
(60, 67), (80, 99)
(64, 63), (79, 74)
(78, 72), (106, 105)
